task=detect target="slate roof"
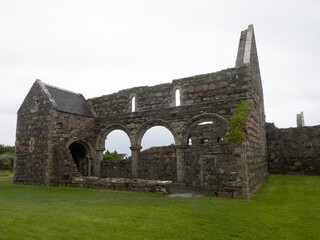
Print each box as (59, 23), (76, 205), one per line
(118, 154), (129, 159)
(41, 82), (93, 117)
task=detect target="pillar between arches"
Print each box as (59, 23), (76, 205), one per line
(95, 148), (104, 177)
(130, 145), (142, 179)
(175, 144), (187, 183)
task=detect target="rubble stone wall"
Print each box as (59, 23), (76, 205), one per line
(100, 159), (131, 178)
(72, 176), (172, 195)
(266, 123), (320, 175)
(86, 66), (250, 118)
(138, 145), (177, 181)
(14, 82), (52, 185)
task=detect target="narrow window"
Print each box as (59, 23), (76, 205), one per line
(175, 89), (180, 106)
(132, 96), (136, 112)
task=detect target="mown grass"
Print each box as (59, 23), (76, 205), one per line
(0, 170), (12, 179)
(0, 175), (319, 240)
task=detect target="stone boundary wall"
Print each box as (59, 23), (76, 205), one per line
(100, 159), (131, 178)
(72, 176), (171, 195)
(266, 123), (320, 175)
(138, 145), (177, 181)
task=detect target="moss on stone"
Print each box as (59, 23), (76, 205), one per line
(224, 100), (251, 143)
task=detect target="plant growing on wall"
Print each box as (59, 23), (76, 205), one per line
(224, 100), (251, 143)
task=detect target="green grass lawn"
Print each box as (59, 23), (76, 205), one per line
(0, 175), (319, 240)
(0, 170), (12, 179)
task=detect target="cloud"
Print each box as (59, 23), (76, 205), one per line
(0, 0), (320, 146)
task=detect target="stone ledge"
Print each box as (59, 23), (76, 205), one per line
(72, 176), (172, 195)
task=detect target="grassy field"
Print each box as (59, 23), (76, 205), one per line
(0, 170), (12, 179)
(0, 175), (319, 240)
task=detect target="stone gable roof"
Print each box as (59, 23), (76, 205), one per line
(39, 80), (93, 117)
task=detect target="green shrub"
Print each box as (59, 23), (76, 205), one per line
(224, 100), (251, 143)
(0, 154), (14, 170)
(0, 144), (15, 155)
(103, 150), (120, 160)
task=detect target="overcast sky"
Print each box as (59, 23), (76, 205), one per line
(1, 0), (320, 152)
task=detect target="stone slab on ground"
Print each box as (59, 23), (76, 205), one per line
(169, 187), (203, 198)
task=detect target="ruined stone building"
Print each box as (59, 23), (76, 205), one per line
(14, 25), (320, 198)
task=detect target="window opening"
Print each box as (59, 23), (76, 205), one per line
(175, 89), (181, 106)
(216, 137), (223, 143)
(198, 121), (213, 125)
(200, 139), (209, 144)
(132, 96), (136, 112)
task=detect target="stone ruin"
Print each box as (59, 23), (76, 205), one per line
(297, 111), (305, 127)
(14, 25), (320, 198)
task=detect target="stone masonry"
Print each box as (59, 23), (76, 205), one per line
(14, 25), (269, 198)
(266, 123), (320, 175)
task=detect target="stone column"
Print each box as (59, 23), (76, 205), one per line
(130, 145), (141, 179)
(176, 145), (187, 183)
(94, 149), (104, 177)
(87, 158), (92, 177)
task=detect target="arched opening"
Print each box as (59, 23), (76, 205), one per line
(175, 89), (181, 106)
(185, 119), (228, 187)
(139, 126), (176, 181)
(100, 129), (132, 178)
(141, 126), (175, 150)
(69, 142), (90, 176)
(105, 130), (131, 159)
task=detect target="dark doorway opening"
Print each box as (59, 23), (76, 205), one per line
(69, 142), (89, 176)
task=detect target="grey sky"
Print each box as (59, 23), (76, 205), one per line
(1, 0), (320, 150)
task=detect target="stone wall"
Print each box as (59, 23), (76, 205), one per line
(46, 111), (95, 186)
(100, 159), (131, 178)
(14, 81), (52, 185)
(184, 121), (247, 198)
(86, 67), (250, 118)
(266, 123), (320, 175)
(72, 176), (171, 195)
(236, 25), (268, 197)
(138, 145), (177, 181)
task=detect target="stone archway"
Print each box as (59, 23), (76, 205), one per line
(180, 113), (229, 145)
(133, 119), (178, 147)
(131, 119), (179, 180)
(95, 123), (132, 177)
(96, 123), (132, 151)
(181, 113), (229, 187)
(67, 140), (93, 177)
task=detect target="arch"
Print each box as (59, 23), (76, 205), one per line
(141, 126), (175, 150)
(105, 129), (131, 156)
(180, 113), (229, 145)
(133, 119), (179, 147)
(66, 139), (94, 176)
(96, 123), (132, 150)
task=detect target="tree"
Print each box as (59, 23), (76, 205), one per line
(103, 150), (120, 160)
